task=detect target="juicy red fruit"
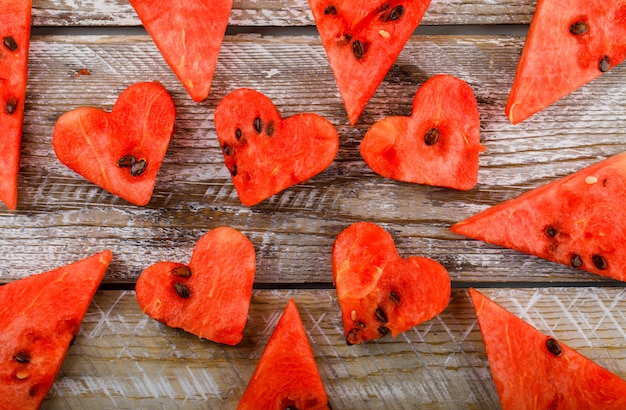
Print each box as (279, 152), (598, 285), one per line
(361, 74), (485, 190)
(214, 88), (339, 206)
(309, 0), (432, 125)
(52, 81), (176, 206)
(332, 222), (451, 344)
(136, 227), (256, 346)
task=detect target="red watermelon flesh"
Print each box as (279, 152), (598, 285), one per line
(470, 288), (626, 409)
(0, 1), (32, 210)
(332, 222), (450, 344)
(52, 81), (176, 206)
(360, 74), (485, 190)
(214, 88), (339, 207)
(129, 0), (232, 102)
(451, 152), (626, 282)
(309, 0), (432, 125)
(136, 227), (256, 346)
(237, 299), (331, 410)
(505, 0), (626, 124)
(0, 250), (112, 410)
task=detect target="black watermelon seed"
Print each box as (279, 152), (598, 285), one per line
(266, 120), (275, 137)
(569, 21), (589, 35)
(324, 5), (337, 15)
(352, 40), (366, 59)
(171, 265), (192, 278)
(592, 254), (607, 270)
(117, 155), (135, 168)
(571, 254), (583, 268)
(3, 36), (18, 52)
(254, 117), (262, 133)
(599, 56), (611, 72)
(546, 337), (562, 356)
(13, 351), (31, 363)
(378, 326), (390, 336)
(5, 97), (17, 115)
(174, 282), (191, 299)
(375, 307), (388, 323)
(130, 159), (147, 176)
(390, 291), (400, 303)
(223, 145), (232, 156)
(546, 226), (558, 238)
(424, 128), (440, 146)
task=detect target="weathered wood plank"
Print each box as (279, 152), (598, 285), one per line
(31, 0), (537, 27)
(40, 288), (626, 409)
(1, 34), (624, 284)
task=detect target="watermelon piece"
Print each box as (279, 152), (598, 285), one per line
(129, 0), (232, 102)
(505, 1), (626, 124)
(237, 299), (331, 409)
(470, 288), (626, 409)
(332, 222), (450, 344)
(0, 250), (112, 410)
(451, 152), (626, 282)
(0, 1), (32, 210)
(360, 74), (485, 190)
(308, 0), (432, 125)
(52, 81), (176, 206)
(136, 227), (256, 345)
(214, 88), (339, 206)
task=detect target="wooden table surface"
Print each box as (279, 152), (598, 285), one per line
(3, 1), (626, 408)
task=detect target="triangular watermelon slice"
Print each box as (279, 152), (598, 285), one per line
(0, 1), (32, 210)
(0, 250), (112, 409)
(237, 299), (331, 410)
(451, 152), (626, 282)
(505, 0), (626, 124)
(470, 288), (626, 409)
(129, 0), (232, 102)
(308, 0), (432, 125)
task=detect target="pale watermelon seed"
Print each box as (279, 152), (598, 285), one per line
(546, 337), (562, 356)
(3, 36), (18, 52)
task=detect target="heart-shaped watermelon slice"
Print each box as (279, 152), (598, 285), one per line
(308, 0), (432, 125)
(0, 1), (31, 210)
(332, 222), (451, 345)
(0, 250), (112, 410)
(360, 74), (485, 190)
(129, 0), (232, 102)
(237, 299), (331, 409)
(214, 88), (339, 206)
(52, 81), (176, 206)
(471, 289), (626, 409)
(135, 227), (256, 346)
(505, 1), (626, 124)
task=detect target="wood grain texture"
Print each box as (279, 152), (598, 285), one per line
(39, 288), (626, 409)
(31, 0), (537, 27)
(3, 34), (625, 284)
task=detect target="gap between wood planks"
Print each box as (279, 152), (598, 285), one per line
(31, 24), (529, 37)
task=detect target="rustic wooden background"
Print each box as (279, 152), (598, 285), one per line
(1, 0), (625, 408)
